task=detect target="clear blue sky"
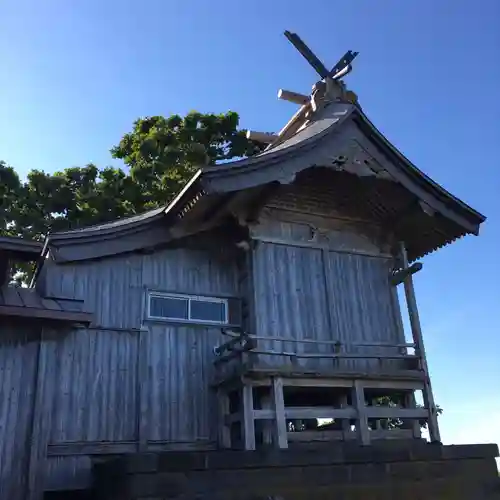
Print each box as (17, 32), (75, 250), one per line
(2, 0), (499, 448)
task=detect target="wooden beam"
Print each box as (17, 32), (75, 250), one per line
(390, 262), (423, 286)
(252, 348), (417, 360)
(271, 377), (288, 449)
(47, 440), (215, 456)
(287, 428), (415, 443)
(246, 131), (278, 143)
(276, 378), (355, 388)
(254, 406), (356, 420)
(288, 430), (351, 442)
(361, 380), (424, 390)
(223, 332), (413, 348)
(400, 242), (441, 442)
(365, 407), (428, 419)
(370, 429), (414, 440)
(242, 384), (255, 450)
(278, 89), (309, 106)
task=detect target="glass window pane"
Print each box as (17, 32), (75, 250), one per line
(149, 296), (188, 320)
(190, 299), (226, 323)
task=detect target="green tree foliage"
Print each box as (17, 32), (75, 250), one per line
(1, 111), (264, 281)
(110, 111), (264, 205)
(1, 111), (264, 240)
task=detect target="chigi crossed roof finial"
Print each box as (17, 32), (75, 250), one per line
(246, 31), (360, 146)
(283, 30), (359, 82)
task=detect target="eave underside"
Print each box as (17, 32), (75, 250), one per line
(261, 168), (472, 262)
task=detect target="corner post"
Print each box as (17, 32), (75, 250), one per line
(399, 242), (441, 442)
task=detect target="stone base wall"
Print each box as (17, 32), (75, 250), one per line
(93, 442), (500, 500)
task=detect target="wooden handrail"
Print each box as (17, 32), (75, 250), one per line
(213, 330), (419, 371)
(251, 349), (417, 360)
(219, 330), (414, 349)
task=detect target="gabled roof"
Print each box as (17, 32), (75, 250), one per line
(41, 80), (485, 264)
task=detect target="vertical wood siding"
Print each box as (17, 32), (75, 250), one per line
(141, 248), (239, 444)
(35, 246), (239, 491)
(49, 329), (138, 443)
(325, 251), (404, 370)
(252, 242), (332, 370)
(0, 328), (39, 500)
(145, 325), (221, 442)
(43, 254), (144, 329)
(251, 225), (404, 370)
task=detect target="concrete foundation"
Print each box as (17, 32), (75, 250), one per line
(91, 442), (500, 499)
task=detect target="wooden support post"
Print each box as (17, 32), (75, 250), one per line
(217, 389), (232, 449)
(353, 381), (370, 445)
(242, 383), (256, 450)
(339, 394), (352, 440)
(271, 377), (288, 449)
(261, 392), (273, 446)
(404, 392), (422, 439)
(399, 242), (441, 442)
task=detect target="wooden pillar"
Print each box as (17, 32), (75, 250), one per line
(271, 377), (288, 449)
(399, 242), (441, 442)
(404, 392), (422, 439)
(352, 381), (370, 445)
(217, 388), (231, 449)
(242, 383), (256, 450)
(339, 394), (352, 440)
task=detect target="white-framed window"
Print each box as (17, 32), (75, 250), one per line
(147, 292), (229, 325)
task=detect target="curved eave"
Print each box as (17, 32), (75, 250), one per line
(353, 110), (486, 230)
(45, 170), (204, 248)
(200, 102), (485, 239)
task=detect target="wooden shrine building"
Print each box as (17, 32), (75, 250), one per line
(1, 32), (498, 500)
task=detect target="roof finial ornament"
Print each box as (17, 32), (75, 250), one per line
(280, 31), (359, 107)
(248, 32), (359, 148)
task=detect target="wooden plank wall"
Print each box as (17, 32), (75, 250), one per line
(0, 326), (39, 500)
(250, 207), (406, 371)
(31, 245), (240, 493)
